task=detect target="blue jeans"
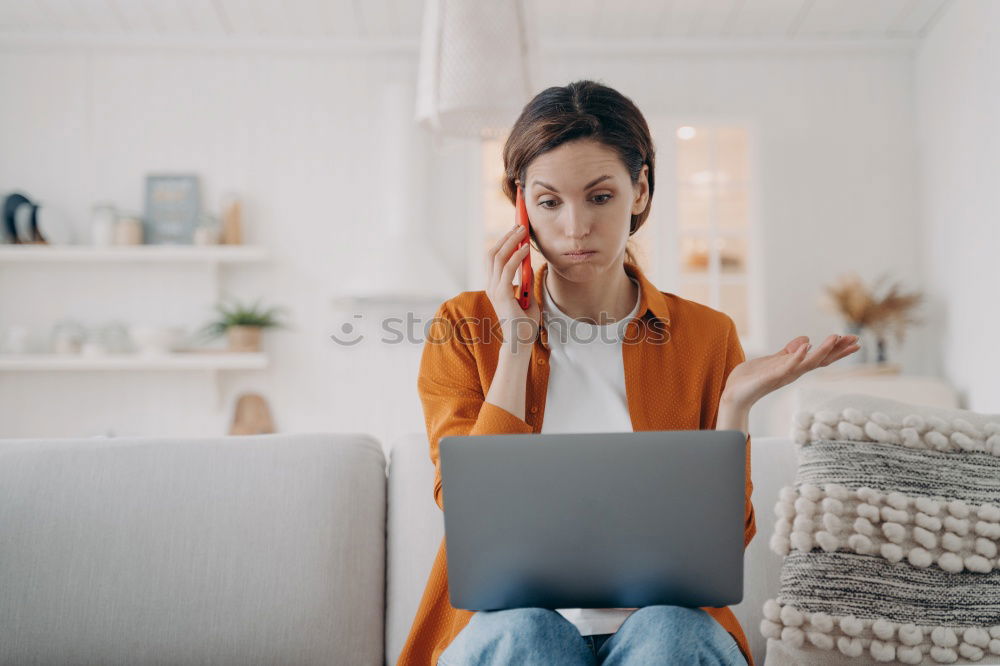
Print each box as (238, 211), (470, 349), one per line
(437, 605), (747, 665)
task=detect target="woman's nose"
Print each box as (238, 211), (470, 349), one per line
(560, 206), (591, 238)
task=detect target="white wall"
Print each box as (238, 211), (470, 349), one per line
(0, 39), (925, 441)
(0, 45), (436, 445)
(915, 0), (1000, 413)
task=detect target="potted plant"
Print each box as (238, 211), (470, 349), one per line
(196, 298), (288, 352)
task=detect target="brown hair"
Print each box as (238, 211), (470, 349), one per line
(501, 79), (656, 268)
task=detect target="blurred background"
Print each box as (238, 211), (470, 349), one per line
(0, 0), (995, 446)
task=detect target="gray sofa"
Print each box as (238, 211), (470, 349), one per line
(0, 432), (796, 665)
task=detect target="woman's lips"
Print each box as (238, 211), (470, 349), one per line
(564, 251), (596, 260)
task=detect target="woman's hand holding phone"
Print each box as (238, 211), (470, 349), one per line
(484, 187), (541, 353)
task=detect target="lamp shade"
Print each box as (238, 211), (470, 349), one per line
(416, 0), (534, 138)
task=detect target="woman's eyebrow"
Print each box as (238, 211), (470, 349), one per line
(532, 174), (612, 193)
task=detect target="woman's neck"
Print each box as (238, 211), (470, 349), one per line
(544, 262), (639, 324)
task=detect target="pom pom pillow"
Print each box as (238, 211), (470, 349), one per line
(762, 393), (1000, 665)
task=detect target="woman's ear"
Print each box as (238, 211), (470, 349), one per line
(631, 164), (650, 215)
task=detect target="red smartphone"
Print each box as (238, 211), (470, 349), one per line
(514, 185), (533, 310)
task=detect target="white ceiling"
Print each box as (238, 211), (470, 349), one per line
(0, 0), (952, 43)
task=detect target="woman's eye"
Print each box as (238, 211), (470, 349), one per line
(538, 195), (612, 209)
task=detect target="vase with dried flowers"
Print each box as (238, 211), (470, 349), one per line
(822, 273), (923, 365)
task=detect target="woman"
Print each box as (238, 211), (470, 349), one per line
(397, 80), (860, 666)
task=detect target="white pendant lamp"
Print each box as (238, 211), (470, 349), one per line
(416, 0), (535, 138)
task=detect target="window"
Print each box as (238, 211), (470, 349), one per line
(675, 125), (755, 341)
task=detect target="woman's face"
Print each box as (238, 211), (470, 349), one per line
(522, 138), (649, 279)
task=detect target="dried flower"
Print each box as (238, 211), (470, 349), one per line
(823, 273), (923, 344)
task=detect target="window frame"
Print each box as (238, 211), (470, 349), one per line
(643, 116), (764, 355)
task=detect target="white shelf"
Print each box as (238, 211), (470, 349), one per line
(0, 245), (268, 264)
(0, 352), (268, 371)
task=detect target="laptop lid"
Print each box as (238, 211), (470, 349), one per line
(439, 429), (747, 611)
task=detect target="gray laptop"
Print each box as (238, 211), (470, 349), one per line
(439, 429), (747, 611)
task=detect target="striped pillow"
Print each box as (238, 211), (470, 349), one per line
(761, 394), (1000, 665)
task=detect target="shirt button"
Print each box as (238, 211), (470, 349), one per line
(530, 406), (538, 413)
(537, 358), (546, 365)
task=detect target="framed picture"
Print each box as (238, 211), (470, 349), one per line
(144, 174), (200, 244)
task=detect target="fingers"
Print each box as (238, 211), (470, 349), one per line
(818, 336), (862, 367)
(787, 340), (810, 364)
(486, 225), (526, 283)
(776, 333), (863, 384)
(500, 242), (530, 289)
(825, 343), (862, 366)
(804, 334), (863, 369)
(494, 226), (527, 282)
(777, 340), (810, 373)
(803, 334), (842, 368)
(781, 336), (810, 355)
(486, 224), (523, 266)
(780, 334), (833, 376)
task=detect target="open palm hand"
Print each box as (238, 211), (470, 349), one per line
(722, 334), (862, 409)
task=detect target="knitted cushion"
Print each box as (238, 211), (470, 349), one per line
(761, 393), (1000, 665)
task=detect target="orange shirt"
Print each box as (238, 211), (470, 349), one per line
(397, 259), (757, 666)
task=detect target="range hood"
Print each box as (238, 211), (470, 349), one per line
(331, 78), (460, 311)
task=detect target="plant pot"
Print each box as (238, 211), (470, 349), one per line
(226, 325), (262, 352)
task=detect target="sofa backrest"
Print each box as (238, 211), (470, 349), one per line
(0, 433), (387, 666)
(386, 433), (798, 666)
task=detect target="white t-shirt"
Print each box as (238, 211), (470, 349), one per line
(540, 274), (642, 636)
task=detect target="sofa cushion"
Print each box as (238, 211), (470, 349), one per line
(0, 433), (386, 666)
(761, 394), (1000, 665)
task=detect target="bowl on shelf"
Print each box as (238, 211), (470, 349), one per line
(128, 325), (185, 355)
